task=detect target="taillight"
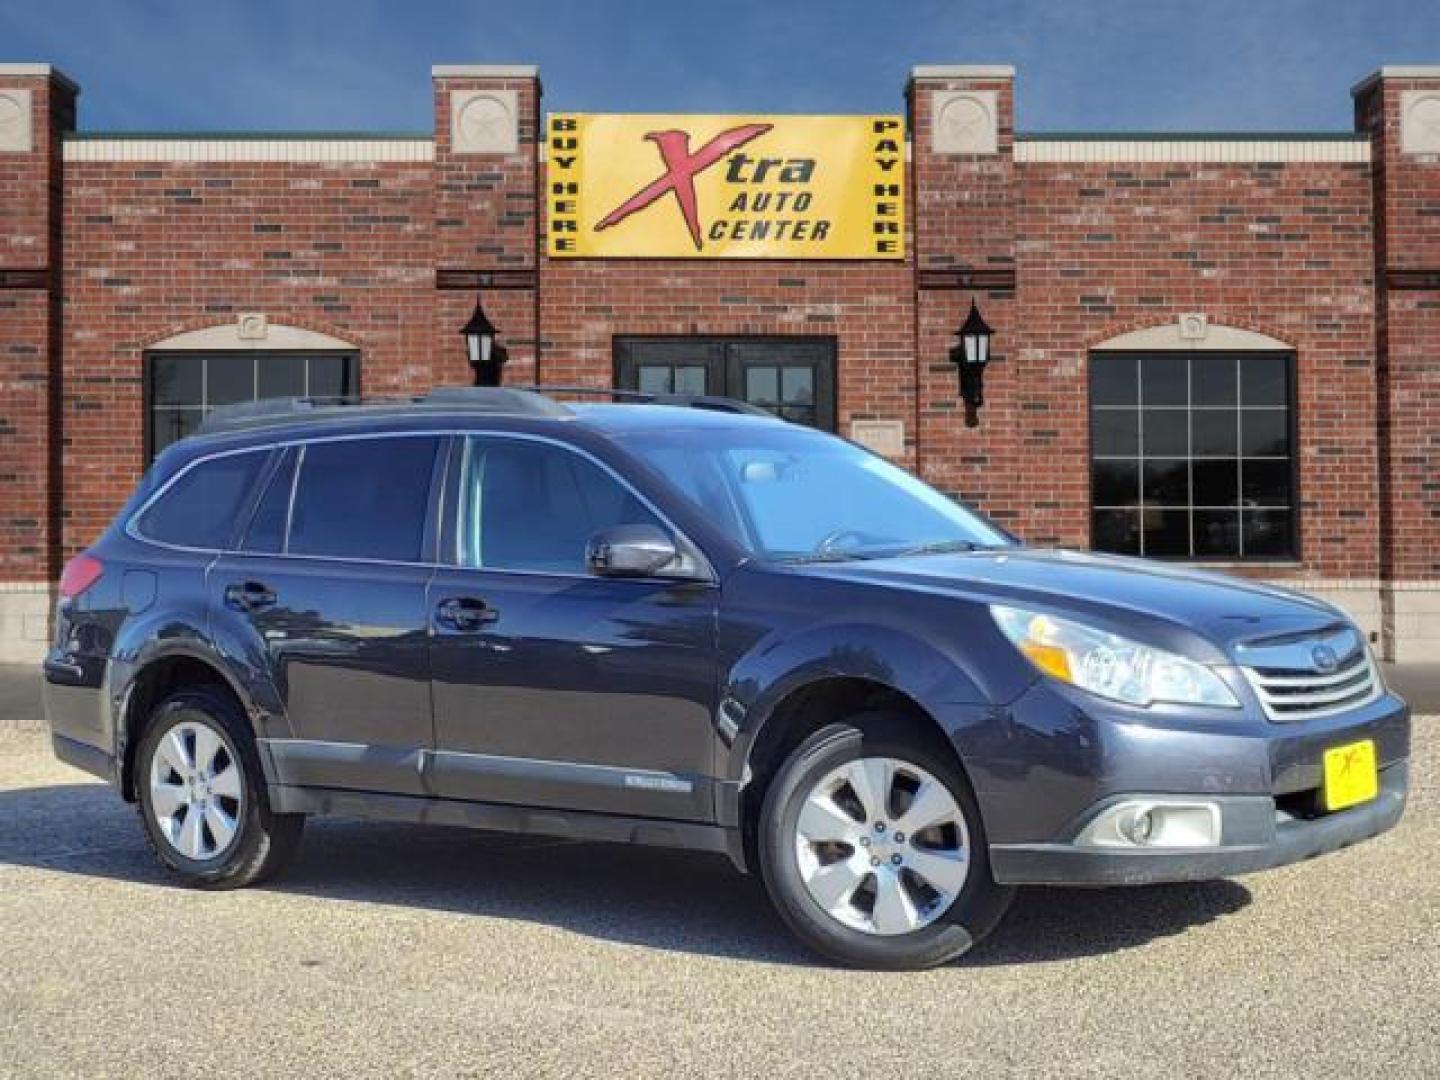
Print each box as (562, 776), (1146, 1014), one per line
(59, 553), (104, 599)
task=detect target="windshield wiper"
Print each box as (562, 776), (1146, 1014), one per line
(891, 539), (998, 558)
(779, 551), (874, 564)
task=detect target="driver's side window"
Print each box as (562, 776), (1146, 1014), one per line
(460, 437), (663, 574)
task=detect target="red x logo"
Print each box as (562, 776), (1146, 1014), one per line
(595, 123), (773, 251)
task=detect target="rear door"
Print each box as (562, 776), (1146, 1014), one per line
(209, 433), (446, 796)
(426, 434), (720, 820)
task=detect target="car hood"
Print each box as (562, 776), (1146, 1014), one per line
(807, 548), (1347, 662)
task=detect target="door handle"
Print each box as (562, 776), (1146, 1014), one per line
(435, 596), (498, 632)
(224, 580), (278, 612)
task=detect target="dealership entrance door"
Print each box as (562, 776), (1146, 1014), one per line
(614, 337), (836, 430)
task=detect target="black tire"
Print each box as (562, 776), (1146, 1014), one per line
(135, 687), (303, 889)
(758, 712), (1014, 969)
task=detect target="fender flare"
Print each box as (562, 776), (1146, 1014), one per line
(721, 620), (992, 789)
(110, 617), (286, 795)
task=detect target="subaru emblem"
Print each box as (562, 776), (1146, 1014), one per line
(1311, 644), (1339, 673)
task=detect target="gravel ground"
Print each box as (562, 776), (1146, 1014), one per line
(1, 720), (1436, 1079)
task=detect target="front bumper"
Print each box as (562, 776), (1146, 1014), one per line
(961, 676), (1411, 887)
(990, 758), (1408, 886)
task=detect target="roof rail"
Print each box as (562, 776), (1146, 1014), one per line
(198, 387), (571, 435)
(511, 384), (776, 418)
(194, 384), (775, 439)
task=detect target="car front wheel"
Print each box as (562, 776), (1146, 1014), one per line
(758, 713), (1013, 969)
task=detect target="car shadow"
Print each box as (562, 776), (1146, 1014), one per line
(0, 782), (1252, 968)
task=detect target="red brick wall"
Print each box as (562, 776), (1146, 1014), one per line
(6, 62), (1433, 611)
(909, 74), (1379, 579)
(0, 72), (73, 583)
(59, 156), (440, 554)
(1357, 75), (1440, 583)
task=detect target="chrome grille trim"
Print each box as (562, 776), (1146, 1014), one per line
(1238, 628), (1382, 722)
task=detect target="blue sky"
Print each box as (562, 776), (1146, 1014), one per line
(3, 0), (1437, 133)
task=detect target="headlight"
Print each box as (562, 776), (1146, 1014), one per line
(990, 604), (1240, 708)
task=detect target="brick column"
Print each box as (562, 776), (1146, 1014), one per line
(1354, 66), (1440, 660)
(430, 65), (541, 387)
(908, 67), (1030, 533)
(0, 64), (76, 661)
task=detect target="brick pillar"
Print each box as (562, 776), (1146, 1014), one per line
(0, 64), (76, 661)
(430, 65), (541, 388)
(908, 67), (1031, 534)
(1354, 66), (1440, 661)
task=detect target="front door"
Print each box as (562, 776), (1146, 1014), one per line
(615, 336), (836, 430)
(427, 435), (719, 821)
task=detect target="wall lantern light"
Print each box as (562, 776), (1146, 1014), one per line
(461, 294), (508, 387)
(949, 299), (994, 428)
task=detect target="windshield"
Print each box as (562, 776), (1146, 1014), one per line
(615, 424), (1015, 561)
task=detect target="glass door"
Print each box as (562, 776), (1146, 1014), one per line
(614, 337), (836, 430)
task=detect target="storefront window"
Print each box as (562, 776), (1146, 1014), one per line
(146, 352), (358, 460)
(1089, 351), (1296, 560)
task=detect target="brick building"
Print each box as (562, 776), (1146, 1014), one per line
(1, 62), (1436, 662)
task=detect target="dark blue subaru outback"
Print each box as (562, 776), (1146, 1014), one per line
(43, 388), (1409, 969)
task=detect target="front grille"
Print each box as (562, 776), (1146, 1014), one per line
(1238, 626), (1381, 722)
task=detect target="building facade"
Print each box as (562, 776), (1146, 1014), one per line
(1, 61), (1437, 662)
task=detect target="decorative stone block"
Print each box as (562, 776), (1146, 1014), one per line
(850, 419), (906, 458)
(451, 88), (519, 155)
(1178, 313), (1208, 340)
(1400, 90), (1440, 155)
(0, 87), (33, 152)
(932, 90), (998, 155)
(237, 312), (268, 340)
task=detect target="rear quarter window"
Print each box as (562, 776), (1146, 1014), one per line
(134, 450), (268, 549)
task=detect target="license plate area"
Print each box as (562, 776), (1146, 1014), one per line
(1322, 738), (1379, 813)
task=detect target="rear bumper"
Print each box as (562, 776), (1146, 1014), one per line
(43, 651), (121, 789)
(51, 731), (116, 784)
(991, 759), (1408, 886)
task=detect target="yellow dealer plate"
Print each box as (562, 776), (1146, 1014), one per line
(1323, 739), (1378, 812)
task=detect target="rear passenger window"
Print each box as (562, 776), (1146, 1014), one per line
(287, 437), (440, 562)
(135, 451), (267, 549)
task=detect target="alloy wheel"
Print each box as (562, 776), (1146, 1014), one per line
(147, 720), (244, 861)
(793, 756), (970, 936)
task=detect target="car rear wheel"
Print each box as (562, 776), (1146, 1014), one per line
(135, 688), (303, 889)
(758, 713), (1013, 969)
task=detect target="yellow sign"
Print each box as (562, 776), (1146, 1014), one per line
(547, 113), (905, 259)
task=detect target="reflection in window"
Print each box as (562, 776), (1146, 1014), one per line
(1089, 352), (1295, 560)
(147, 353), (358, 460)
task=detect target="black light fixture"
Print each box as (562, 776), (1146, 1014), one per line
(949, 299), (994, 428)
(460, 294), (507, 387)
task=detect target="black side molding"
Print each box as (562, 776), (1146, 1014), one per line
(269, 785), (747, 870)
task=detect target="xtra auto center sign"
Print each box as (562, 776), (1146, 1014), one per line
(546, 114), (905, 259)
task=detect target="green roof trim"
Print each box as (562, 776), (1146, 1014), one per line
(1018, 131), (1369, 142)
(66, 131), (432, 141)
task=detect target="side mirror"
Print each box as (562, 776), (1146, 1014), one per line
(586, 524), (682, 578)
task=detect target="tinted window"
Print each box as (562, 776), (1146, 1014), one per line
(287, 437), (440, 562)
(460, 439), (663, 573)
(136, 451), (267, 549)
(1090, 350), (1295, 559)
(241, 448), (296, 554)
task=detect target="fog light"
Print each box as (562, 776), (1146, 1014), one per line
(1124, 809), (1155, 845)
(1077, 799), (1222, 849)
